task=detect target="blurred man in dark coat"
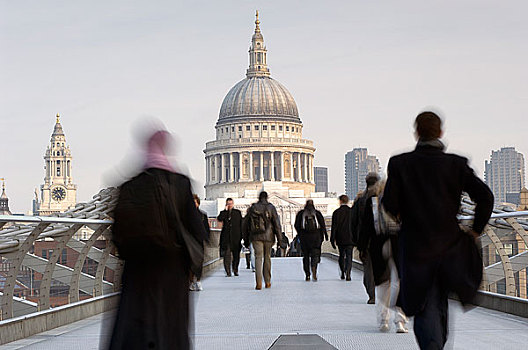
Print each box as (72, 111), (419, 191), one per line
(294, 200), (328, 281)
(217, 198), (243, 276)
(331, 194), (354, 281)
(382, 111), (493, 349)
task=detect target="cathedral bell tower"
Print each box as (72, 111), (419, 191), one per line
(37, 114), (77, 215)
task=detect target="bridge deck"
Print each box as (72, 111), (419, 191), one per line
(2, 257), (528, 349)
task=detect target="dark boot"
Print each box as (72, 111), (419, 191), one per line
(311, 265), (318, 281)
(340, 271), (345, 280)
(346, 270), (351, 281)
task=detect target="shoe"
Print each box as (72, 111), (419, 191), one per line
(305, 275), (310, 281)
(195, 281), (203, 291)
(395, 321), (408, 333)
(255, 284), (262, 290)
(226, 273), (232, 277)
(252, 268), (256, 272)
(234, 271), (239, 276)
(367, 298), (375, 304)
(379, 322), (390, 333)
(311, 266), (318, 281)
(346, 272), (351, 281)
(189, 282), (196, 291)
(265, 283), (271, 288)
(340, 272), (345, 280)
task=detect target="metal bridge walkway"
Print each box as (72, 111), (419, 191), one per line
(2, 257), (528, 349)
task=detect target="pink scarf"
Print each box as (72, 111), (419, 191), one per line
(144, 130), (175, 172)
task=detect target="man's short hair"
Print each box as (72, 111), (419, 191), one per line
(415, 111), (442, 141)
(193, 194), (200, 205)
(226, 198), (233, 204)
(365, 172), (380, 187)
(338, 194), (349, 204)
(259, 191), (268, 201)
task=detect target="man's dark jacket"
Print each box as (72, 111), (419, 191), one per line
(331, 205), (355, 247)
(217, 208), (243, 253)
(294, 209), (328, 250)
(382, 143), (493, 315)
(242, 200), (282, 244)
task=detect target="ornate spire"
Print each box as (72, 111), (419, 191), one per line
(0, 178), (6, 199)
(52, 113), (65, 137)
(255, 10), (260, 33)
(246, 10), (270, 78)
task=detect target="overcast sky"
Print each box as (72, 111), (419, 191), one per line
(1, 0), (527, 213)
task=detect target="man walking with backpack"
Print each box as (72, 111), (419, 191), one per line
(294, 200), (328, 281)
(243, 191), (282, 290)
(217, 198), (243, 277)
(331, 194), (354, 281)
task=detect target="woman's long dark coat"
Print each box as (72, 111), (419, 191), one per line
(109, 169), (206, 350)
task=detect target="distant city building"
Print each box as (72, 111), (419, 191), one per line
(314, 167), (328, 194)
(485, 147), (525, 203)
(35, 114), (77, 215)
(0, 179), (11, 216)
(345, 148), (380, 199)
(519, 187), (528, 210)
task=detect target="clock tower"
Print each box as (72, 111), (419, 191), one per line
(37, 114), (77, 215)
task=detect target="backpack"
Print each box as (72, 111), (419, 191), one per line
(371, 196), (400, 237)
(304, 212), (318, 231)
(249, 205), (271, 235)
(112, 171), (175, 258)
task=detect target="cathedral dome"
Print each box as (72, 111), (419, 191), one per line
(217, 11), (300, 125)
(218, 76), (299, 123)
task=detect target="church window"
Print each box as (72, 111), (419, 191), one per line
(238, 126), (242, 131)
(286, 126), (290, 131)
(279, 126), (283, 131)
(271, 125), (275, 131)
(255, 125), (259, 130)
(246, 125), (251, 131)
(232, 126), (234, 132)
(57, 143), (59, 147)
(57, 167), (61, 176)
(263, 125), (267, 130)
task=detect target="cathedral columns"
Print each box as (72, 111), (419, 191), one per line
(270, 151), (275, 181)
(249, 151), (254, 181)
(259, 152), (264, 181)
(280, 152), (284, 180)
(229, 153), (234, 182)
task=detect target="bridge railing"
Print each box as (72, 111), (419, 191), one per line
(0, 215), (119, 321)
(322, 209), (528, 300)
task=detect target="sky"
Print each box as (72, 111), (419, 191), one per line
(1, 0), (527, 214)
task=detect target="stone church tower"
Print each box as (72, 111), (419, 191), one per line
(37, 114), (77, 215)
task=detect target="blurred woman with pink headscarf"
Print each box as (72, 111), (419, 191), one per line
(110, 129), (206, 350)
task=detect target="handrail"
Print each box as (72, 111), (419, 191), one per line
(0, 215), (112, 225)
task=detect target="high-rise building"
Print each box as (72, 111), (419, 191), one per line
(345, 148), (380, 199)
(36, 114), (77, 215)
(314, 167), (328, 194)
(484, 147), (525, 203)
